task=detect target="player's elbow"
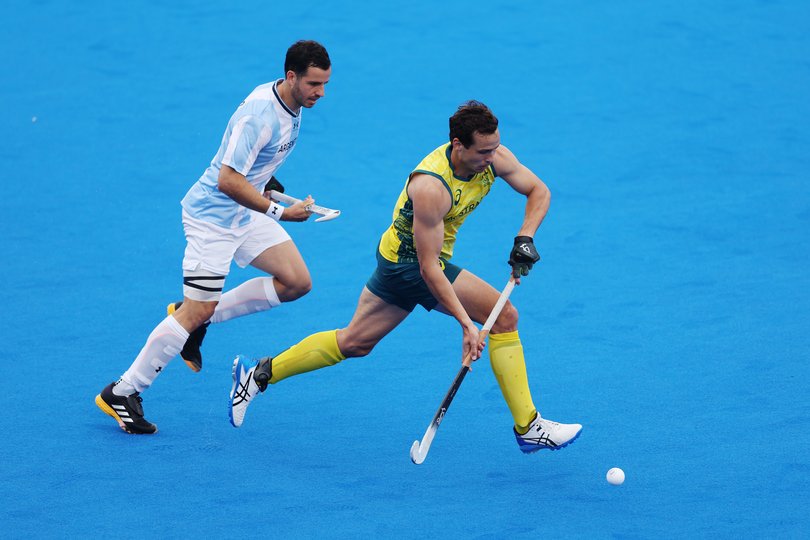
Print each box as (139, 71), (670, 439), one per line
(536, 182), (551, 206)
(217, 167), (240, 196)
(418, 262), (440, 283)
(418, 266), (429, 281)
(218, 177), (235, 197)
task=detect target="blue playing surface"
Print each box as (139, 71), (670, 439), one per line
(2, 1), (808, 537)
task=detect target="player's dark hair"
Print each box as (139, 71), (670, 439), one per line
(285, 40), (331, 75)
(449, 101), (499, 147)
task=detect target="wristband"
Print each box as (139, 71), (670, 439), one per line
(266, 201), (284, 221)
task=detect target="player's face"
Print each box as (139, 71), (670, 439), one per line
(289, 66), (331, 108)
(456, 130), (500, 174)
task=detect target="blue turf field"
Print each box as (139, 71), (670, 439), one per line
(2, 1), (809, 538)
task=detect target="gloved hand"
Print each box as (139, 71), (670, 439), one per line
(508, 236), (540, 278)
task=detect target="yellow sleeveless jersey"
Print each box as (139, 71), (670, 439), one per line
(378, 143), (496, 263)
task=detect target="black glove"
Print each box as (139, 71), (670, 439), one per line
(508, 236), (540, 278)
(264, 176), (284, 194)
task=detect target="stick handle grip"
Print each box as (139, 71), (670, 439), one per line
(267, 190), (331, 215)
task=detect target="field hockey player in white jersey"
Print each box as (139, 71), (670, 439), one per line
(95, 40), (332, 434)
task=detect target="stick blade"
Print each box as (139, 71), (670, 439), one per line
(410, 440), (425, 465)
(314, 210), (341, 222)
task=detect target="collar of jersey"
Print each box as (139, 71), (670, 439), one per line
(445, 144), (474, 182)
(272, 79), (300, 118)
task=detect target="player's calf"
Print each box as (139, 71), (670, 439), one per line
(167, 301), (208, 373)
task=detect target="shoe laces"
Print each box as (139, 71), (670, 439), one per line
(533, 417), (560, 433)
(232, 369), (257, 405)
(126, 393), (145, 415)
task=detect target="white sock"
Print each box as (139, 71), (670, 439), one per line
(116, 316), (189, 395)
(209, 277), (281, 324)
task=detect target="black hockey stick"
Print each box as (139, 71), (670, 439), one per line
(409, 278), (516, 464)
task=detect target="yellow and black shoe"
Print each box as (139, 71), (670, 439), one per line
(167, 302), (208, 373)
(95, 382), (157, 434)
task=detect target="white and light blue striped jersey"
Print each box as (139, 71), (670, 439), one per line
(181, 80), (302, 228)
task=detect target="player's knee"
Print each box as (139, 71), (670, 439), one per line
(342, 343), (374, 358)
(291, 281), (312, 300)
(192, 303), (216, 326)
(178, 300), (217, 328)
(284, 275), (312, 301)
(337, 334), (375, 358)
(298, 277), (313, 297)
(201, 302), (217, 321)
(491, 301), (518, 333)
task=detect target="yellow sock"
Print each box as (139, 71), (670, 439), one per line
(269, 330), (346, 384)
(489, 331), (537, 433)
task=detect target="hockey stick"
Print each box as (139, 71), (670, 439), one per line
(268, 190), (341, 223)
(409, 277), (516, 465)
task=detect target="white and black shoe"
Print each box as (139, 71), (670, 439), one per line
(95, 382), (157, 434)
(514, 414), (581, 453)
(229, 356), (271, 428)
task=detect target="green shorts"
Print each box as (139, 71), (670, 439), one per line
(366, 250), (463, 312)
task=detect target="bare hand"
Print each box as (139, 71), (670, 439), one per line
(462, 321), (484, 364)
(280, 195), (315, 222)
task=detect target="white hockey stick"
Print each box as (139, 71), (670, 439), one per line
(268, 190), (341, 222)
(409, 278), (516, 465)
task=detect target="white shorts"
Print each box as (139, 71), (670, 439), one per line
(181, 210), (291, 300)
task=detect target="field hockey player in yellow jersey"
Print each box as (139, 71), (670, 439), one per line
(229, 101), (582, 454)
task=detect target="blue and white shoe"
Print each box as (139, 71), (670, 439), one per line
(514, 414), (582, 453)
(229, 355), (262, 428)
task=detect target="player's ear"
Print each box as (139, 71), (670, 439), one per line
(285, 70), (296, 84)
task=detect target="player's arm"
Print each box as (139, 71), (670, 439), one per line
(410, 174), (484, 361)
(217, 165), (313, 222)
(492, 145), (550, 280)
(494, 145), (550, 237)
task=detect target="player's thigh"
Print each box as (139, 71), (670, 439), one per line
(235, 216), (308, 284)
(444, 270), (506, 325)
(339, 287), (410, 352)
(248, 239), (309, 285)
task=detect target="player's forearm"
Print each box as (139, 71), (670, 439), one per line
(218, 166), (272, 214)
(420, 262), (472, 327)
(517, 181), (551, 237)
